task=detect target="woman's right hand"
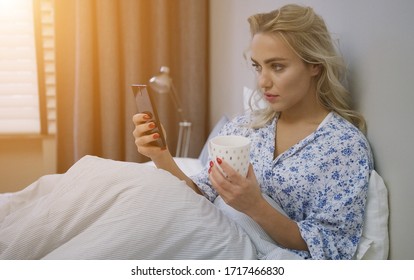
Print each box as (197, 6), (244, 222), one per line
(132, 113), (168, 160)
(133, 113), (201, 194)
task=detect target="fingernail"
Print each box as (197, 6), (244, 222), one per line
(153, 133), (160, 139)
(148, 122), (155, 129)
(209, 161), (214, 167)
(216, 157), (222, 164)
(143, 114), (151, 120)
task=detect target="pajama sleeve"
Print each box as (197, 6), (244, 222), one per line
(297, 138), (372, 259)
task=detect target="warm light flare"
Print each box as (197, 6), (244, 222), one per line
(0, 0), (31, 17)
(0, 0), (40, 134)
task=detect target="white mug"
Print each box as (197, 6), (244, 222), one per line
(208, 135), (250, 177)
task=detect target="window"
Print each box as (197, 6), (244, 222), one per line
(0, 0), (55, 135)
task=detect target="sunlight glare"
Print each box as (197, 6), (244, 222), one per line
(0, 0), (31, 18)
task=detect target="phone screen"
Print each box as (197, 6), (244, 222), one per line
(131, 84), (167, 149)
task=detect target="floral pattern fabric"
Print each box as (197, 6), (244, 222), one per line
(191, 112), (373, 259)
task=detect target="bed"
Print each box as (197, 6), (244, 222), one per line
(0, 139), (389, 260)
(0, 89), (389, 260)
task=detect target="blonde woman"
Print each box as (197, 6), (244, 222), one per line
(134, 4), (373, 259)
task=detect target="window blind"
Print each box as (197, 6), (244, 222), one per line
(38, 0), (56, 134)
(0, 0), (41, 134)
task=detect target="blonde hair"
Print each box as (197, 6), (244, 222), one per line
(247, 4), (366, 133)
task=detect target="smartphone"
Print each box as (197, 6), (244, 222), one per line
(131, 84), (167, 149)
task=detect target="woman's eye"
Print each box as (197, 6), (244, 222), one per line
(272, 63), (284, 71)
(251, 63), (262, 72)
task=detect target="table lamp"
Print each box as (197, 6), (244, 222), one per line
(149, 66), (192, 157)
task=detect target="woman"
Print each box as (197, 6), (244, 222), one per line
(133, 4), (373, 259)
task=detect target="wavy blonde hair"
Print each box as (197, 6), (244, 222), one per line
(247, 4), (366, 133)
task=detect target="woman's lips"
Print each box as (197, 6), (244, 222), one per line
(264, 93), (279, 103)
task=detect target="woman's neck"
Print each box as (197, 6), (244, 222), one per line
(279, 93), (329, 126)
(279, 107), (329, 126)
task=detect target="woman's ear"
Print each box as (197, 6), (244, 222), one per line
(310, 63), (322, 76)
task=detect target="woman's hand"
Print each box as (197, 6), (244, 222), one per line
(208, 159), (264, 215)
(132, 113), (168, 160)
(133, 114), (202, 194)
(209, 159), (308, 251)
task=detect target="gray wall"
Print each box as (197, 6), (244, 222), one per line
(210, 0), (414, 259)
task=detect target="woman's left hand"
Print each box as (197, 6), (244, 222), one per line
(208, 159), (263, 215)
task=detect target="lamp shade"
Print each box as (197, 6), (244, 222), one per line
(149, 66), (171, 94)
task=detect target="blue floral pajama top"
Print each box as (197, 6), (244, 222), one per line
(191, 112), (373, 260)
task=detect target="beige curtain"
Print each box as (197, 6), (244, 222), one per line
(55, 0), (209, 173)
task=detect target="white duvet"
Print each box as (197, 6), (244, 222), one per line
(0, 155), (299, 260)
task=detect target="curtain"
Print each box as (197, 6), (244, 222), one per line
(55, 0), (209, 173)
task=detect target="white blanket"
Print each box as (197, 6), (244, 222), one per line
(0, 155), (299, 260)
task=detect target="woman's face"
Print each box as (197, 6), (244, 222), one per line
(250, 33), (320, 115)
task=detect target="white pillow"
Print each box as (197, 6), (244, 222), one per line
(354, 170), (389, 259)
(144, 158), (203, 177)
(198, 115), (229, 166)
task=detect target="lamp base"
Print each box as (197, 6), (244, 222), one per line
(176, 121), (192, 158)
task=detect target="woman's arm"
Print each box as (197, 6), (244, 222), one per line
(247, 194), (308, 251)
(151, 150), (202, 195)
(132, 113), (202, 195)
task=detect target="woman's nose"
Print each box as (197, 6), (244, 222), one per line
(258, 70), (272, 90)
